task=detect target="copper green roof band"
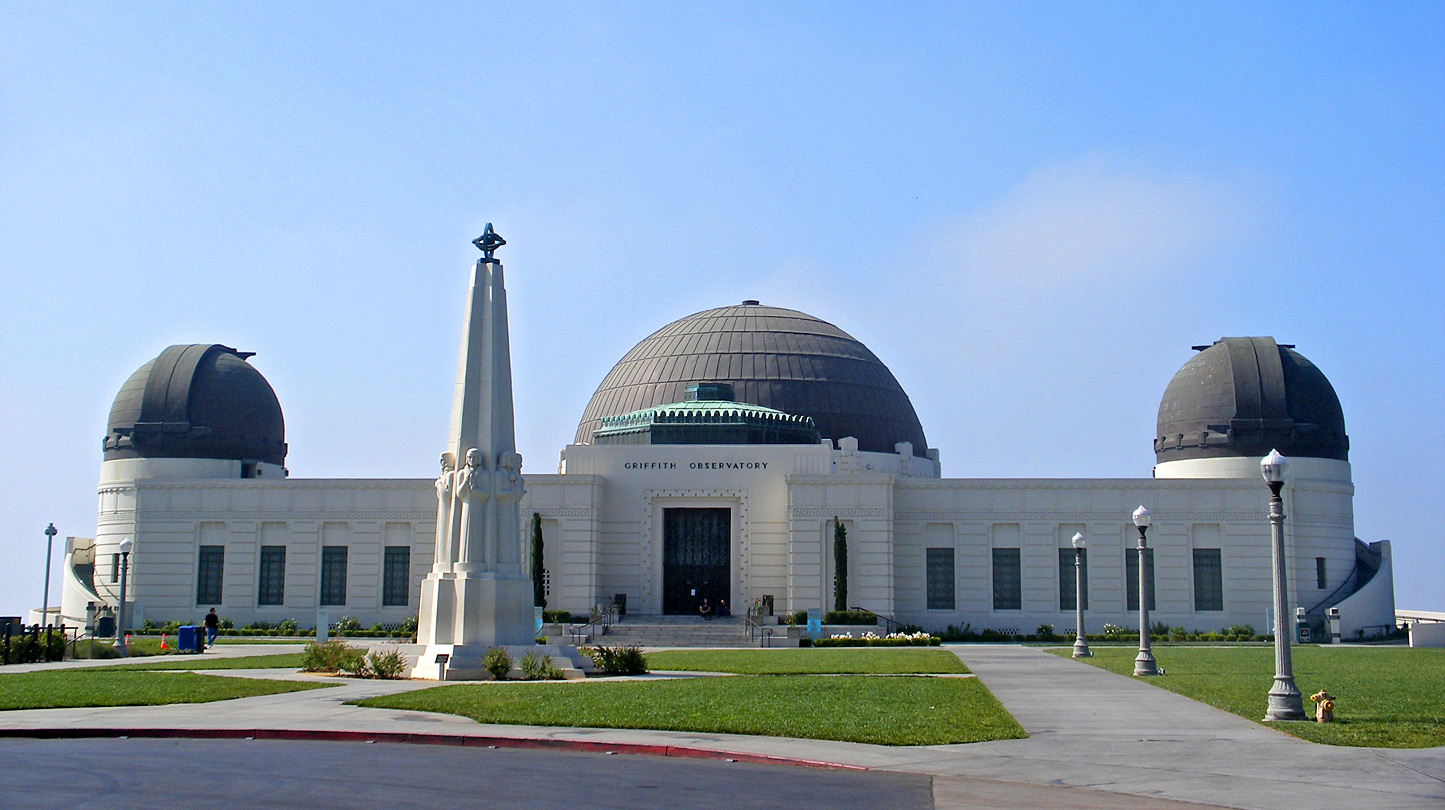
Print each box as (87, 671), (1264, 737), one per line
(594, 399), (818, 436)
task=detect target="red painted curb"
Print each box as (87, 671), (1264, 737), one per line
(0, 727), (868, 771)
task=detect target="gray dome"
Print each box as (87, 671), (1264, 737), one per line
(104, 344), (287, 465)
(1155, 337), (1347, 464)
(575, 302), (929, 454)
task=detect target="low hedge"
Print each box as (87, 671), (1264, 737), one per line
(786, 610), (880, 626)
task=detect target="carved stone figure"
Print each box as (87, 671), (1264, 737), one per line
(454, 448), (486, 567)
(433, 452), (456, 567)
(493, 451), (524, 566)
(495, 451), (524, 500)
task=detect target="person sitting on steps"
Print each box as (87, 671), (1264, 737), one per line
(699, 599), (712, 621)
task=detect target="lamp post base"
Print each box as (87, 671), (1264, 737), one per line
(1264, 678), (1307, 721)
(1133, 649), (1158, 676)
(1072, 638), (1092, 658)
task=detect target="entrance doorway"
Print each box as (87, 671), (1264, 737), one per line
(662, 507), (730, 615)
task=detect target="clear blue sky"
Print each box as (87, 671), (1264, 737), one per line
(2, 4), (1441, 617)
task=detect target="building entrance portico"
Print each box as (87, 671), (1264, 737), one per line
(662, 507), (730, 615)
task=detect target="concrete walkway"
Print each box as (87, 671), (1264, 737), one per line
(932, 646), (1445, 810)
(1, 645), (1441, 809)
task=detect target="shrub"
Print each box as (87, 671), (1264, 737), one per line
(940, 623), (976, 642)
(1225, 624), (1255, 638)
(338, 650), (369, 676)
(335, 616), (363, 632)
(302, 640), (367, 674)
(1036, 623), (1055, 641)
(397, 615), (418, 636)
(542, 610), (572, 624)
(366, 649), (409, 679)
(276, 618), (299, 633)
(788, 610), (808, 626)
(3, 629), (69, 663)
(520, 650), (564, 680)
(483, 646), (514, 680)
(586, 644), (648, 675)
(71, 639), (121, 659)
(824, 610), (878, 625)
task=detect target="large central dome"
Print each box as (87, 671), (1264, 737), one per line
(575, 302), (928, 454)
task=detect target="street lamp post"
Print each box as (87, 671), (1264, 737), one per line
(1071, 532), (1091, 658)
(42, 523), (57, 628)
(1132, 506), (1157, 676)
(1261, 449), (1306, 721)
(115, 538), (133, 657)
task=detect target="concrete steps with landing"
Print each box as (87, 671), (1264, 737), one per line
(593, 616), (766, 648)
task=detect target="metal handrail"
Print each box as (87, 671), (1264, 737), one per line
(741, 614), (776, 647)
(568, 602), (625, 646)
(849, 606), (903, 634)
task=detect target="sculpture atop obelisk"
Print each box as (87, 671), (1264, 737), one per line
(412, 224), (537, 678)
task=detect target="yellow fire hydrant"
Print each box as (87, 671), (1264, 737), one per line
(1310, 689), (1336, 723)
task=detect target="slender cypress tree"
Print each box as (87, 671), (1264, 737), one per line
(531, 512), (546, 609)
(833, 516), (848, 613)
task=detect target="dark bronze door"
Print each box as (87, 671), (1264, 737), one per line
(662, 508), (730, 615)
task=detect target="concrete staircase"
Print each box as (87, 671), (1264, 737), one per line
(594, 616), (762, 648)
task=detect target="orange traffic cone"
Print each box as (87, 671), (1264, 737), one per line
(160, 633), (167, 651)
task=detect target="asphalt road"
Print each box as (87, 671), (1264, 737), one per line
(0, 738), (934, 809)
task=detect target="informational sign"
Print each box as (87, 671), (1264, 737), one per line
(806, 607), (822, 638)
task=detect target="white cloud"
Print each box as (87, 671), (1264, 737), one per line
(935, 155), (1268, 292)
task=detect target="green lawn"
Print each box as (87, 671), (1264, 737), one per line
(355, 675), (1022, 746)
(646, 647), (968, 674)
(1055, 646), (1445, 748)
(103, 652), (306, 671)
(0, 670), (331, 711)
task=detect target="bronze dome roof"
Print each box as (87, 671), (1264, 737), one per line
(104, 344), (287, 465)
(575, 302), (928, 454)
(1155, 337), (1347, 464)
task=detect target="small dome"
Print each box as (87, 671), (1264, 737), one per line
(103, 344), (287, 465)
(1155, 337), (1347, 464)
(576, 302), (928, 454)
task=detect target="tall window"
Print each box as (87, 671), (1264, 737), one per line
(320, 546), (348, 606)
(992, 548), (1021, 610)
(1193, 549), (1223, 611)
(1316, 557), (1328, 589)
(196, 546), (224, 605)
(383, 546), (411, 607)
(926, 548), (955, 610)
(258, 546), (286, 606)
(111, 553), (120, 583)
(1125, 547), (1155, 611)
(1059, 548), (1089, 610)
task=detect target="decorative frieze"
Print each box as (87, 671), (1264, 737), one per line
(98, 509), (434, 523)
(791, 507), (888, 518)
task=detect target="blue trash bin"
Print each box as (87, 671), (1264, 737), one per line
(177, 625), (203, 653)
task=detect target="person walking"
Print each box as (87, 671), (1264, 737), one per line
(204, 608), (220, 648)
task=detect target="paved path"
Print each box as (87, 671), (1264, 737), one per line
(932, 646), (1445, 810)
(1, 645), (1441, 809)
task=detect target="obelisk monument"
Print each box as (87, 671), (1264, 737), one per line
(411, 225), (546, 679)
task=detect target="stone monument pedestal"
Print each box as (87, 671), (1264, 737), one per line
(410, 643), (591, 681)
